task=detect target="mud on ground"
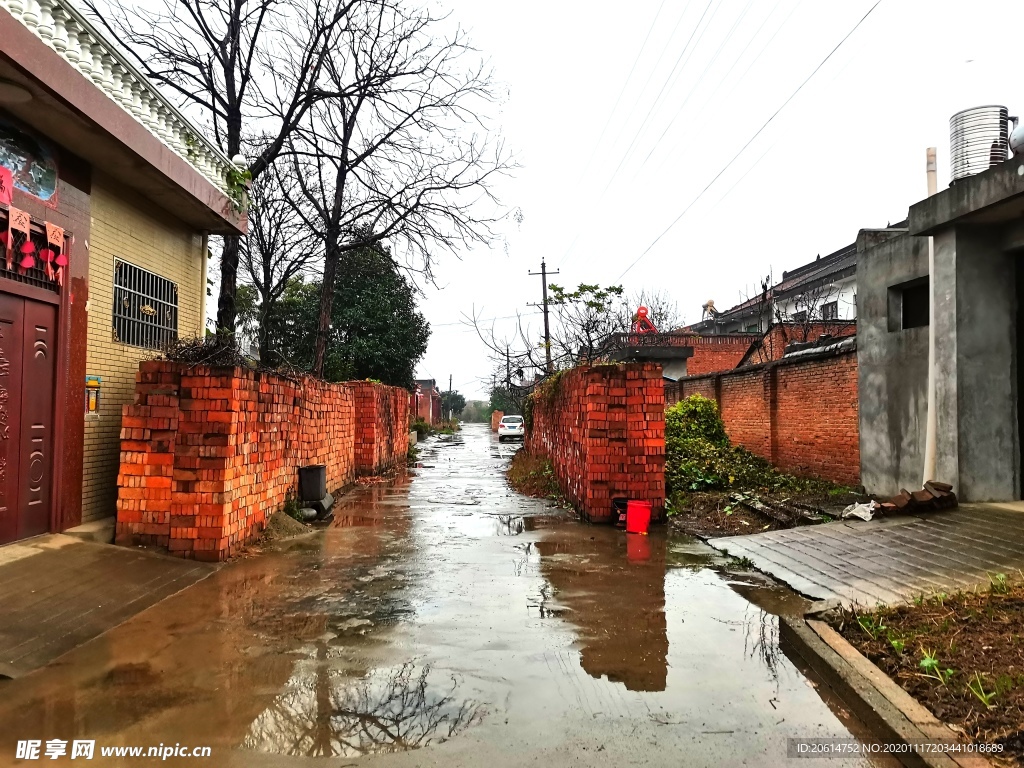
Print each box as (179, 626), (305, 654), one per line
(669, 489), (868, 538)
(829, 581), (1024, 765)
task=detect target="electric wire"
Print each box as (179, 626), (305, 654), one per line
(617, 0), (883, 280)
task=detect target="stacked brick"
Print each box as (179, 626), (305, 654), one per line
(675, 348), (859, 486)
(116, 361), (411, 560)
(526, 363), (665, 523)
(349, 381), (411, 476)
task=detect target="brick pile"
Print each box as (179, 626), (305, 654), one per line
(526, 363), (665, 523)
(490, 410), (504, 432)
(675, 347), (859, 486)
(350, 381), (411, 476)
(116, 361), (410, 560)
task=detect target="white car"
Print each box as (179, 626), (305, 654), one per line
(497, 415), (525, 442)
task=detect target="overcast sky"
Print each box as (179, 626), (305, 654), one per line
(414, 0), (1022, 399)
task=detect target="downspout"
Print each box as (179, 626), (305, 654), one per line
(199, 232), (209, 338)
(922, 148), (938, 485)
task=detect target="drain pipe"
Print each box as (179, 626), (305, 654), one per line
(199, 232), (209, 338)
(922, 148), (938, 486)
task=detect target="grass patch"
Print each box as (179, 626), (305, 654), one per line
(830, 577), (1024, 759)
(506, 449), (562, 502)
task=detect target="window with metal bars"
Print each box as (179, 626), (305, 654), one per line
(112, 260), (178, 349)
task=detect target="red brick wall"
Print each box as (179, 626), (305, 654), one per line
(773, 353), (859, 484)
(683, 334), (761, 375)
(672, 349), (859, 485)
(116, 362), (410, 560)
(526, 363), (665, 523)
(350, 381), (411, 476)
(490, 410), (504, 431)
(719, 368), (771, 459)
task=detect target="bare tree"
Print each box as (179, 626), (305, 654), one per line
(237, 164), (320, 361)
(285, 0), (512, 376)
(87, 0), (359, 337)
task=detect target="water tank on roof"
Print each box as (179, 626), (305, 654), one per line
(949, 105), (1010, 182)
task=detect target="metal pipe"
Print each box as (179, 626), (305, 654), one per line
(922, 148), (938, 486)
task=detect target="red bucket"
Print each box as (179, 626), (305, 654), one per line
(626, 500), (652, 534)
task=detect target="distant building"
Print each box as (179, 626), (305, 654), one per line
(414, 378), (442, 424)
(685, 239), (871, 335)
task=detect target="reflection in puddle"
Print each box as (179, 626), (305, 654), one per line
(244, 660), (484, 757)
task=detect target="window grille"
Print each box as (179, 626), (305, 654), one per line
(113, 260), (178, 349)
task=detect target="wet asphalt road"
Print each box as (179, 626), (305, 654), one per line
(0, 424), (885, 767)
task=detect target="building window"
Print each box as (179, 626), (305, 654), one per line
(821, 301), (838, 321)
(113, 260), (178, 349)
(745, 324), (759, 333)
(887, 277), (928, 332)
(791, 310), (807, 324)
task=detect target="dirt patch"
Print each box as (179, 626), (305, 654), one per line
(506, 449), (560, 500)
(262, 510), (312, 541)
(829, 579), (1024, 764)
(668, 489), (867, 538)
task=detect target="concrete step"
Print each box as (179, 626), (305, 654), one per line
(62, 517), (115, 545)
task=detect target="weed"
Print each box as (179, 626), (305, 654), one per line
(734, 556), (756, 570)
(918, 648), (955, 685)
(857, 614), (886, 641)
(282, 494), (303, 522)
(967, 672), (997, 709)
(988, 572), (1009, 594)
(933, 592), (948, 607)
(887, 633), (905, 654)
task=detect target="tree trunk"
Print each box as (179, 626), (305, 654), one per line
(312, 242), (341, 377)
(216, 235), (241, 339)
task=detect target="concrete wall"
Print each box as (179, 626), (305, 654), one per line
(857, 230), (929, 496)
(934, 226), (1018, 500)
(83, 176), (205, 524)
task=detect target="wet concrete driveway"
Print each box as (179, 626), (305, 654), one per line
(0, 424), (884, 766)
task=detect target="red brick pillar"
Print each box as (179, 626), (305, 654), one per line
(115, 361), (180, 549)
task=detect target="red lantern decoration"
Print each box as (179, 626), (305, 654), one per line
(18, 253), (34, 272)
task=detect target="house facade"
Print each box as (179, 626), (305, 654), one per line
(0, 1), (244, 544)
(858, 157), (1024, 501)
(686, 242), (862, 335)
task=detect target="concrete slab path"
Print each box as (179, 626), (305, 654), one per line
(0, 534), (214, 677)
(710, 503), (1024, 608)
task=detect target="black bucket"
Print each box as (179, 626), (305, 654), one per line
(298, 464), (327, 502)
(612, 497), (628, 528)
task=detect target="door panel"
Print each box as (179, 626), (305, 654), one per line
(0, 291), (57, 545)
(20, 300), (55, 538)
(0, 293), (25, 545)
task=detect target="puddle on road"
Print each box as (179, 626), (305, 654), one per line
(0, 425), (881, 766)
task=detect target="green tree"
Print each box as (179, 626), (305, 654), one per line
(238, 242), (429, 387)
(441, 390), (466, 417)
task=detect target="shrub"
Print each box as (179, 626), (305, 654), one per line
(665, 394), (835, 495)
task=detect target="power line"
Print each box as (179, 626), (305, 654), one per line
(574, 0), (668, 186)
(596, 0), (717, 200)
(618, 0), (882, 280)
(635, 0), (762, 173)
(557, 0), (696, 268)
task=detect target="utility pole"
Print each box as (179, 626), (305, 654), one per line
(505, 346), (511, 388)
(528, 258), (559, 374)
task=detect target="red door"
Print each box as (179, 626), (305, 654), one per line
(0, 292), (57, 545)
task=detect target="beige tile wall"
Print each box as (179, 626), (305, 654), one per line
(82, 175), (204, 523)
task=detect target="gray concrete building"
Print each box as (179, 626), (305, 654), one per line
(858, 159), (1024, 501)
